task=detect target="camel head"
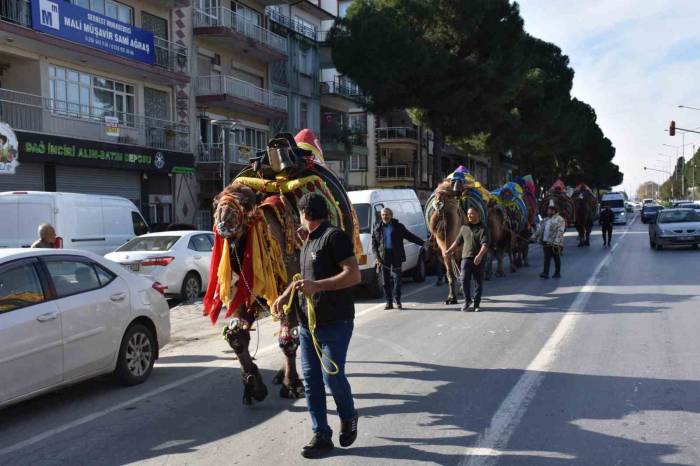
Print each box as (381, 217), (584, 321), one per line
(213, 182), (258, 241)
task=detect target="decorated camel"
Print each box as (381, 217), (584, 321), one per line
(540, 179), (575, 228)
(425, 166), (493, 304)
(490, 176), (538, 269)
(572, 182), (598, 247)
(203, 130), (361, 405)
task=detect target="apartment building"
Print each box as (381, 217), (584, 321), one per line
(0, 0), (195, 227)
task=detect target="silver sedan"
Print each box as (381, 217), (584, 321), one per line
(648, 208), (700, 250)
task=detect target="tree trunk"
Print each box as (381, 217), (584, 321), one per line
(433, 123), (444, 188)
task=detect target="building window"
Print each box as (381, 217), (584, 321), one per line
(72, 0), (133, 24)
(149, 203), (172, 224)
(49, 65), (135, 126)
(296, 48), (312, 76)
(293, 15), (317, 38)
(232, 1), (262, 26)
(299, 101), (309, 129)
(349, 153), (367, 171)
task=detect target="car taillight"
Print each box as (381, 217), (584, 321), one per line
(152, 282), (167, 295)
(140, 256), (174, 267)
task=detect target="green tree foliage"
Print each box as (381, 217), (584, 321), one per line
(329, 0), (623, 191)
(330, 0), (527, 185)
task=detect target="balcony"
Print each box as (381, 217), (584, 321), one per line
(197, 142), (260, 166)
(376, 127), (419, 148)
(142, 0), (190, 7)
(320, 79), (365, 104)
(0, 0), (189, 84)
(377, 165), (414, 181)
(0, 0), (30, 25)
(0, 88), (191, 153)
(266, 7), (316, 41)
(316, 30), (330, 43)
(195, 75), (288, 118)
(194, 7), (287, 61)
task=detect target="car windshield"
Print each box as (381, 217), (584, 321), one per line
(116, 236), (181, 252)
(657, 210), (700, 224)
(601, 199), (624, 208)
(643, 205), (662, 212)
(353, 203), (371, 233)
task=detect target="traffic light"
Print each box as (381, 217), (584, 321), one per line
(670, 120), (676, 136)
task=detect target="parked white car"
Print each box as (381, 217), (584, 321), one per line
(0, 248), (170, 409)
(105, 231), (215, 301)
(0, 191), (149, 254)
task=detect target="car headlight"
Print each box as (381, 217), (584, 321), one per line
(620, 212), (625, 216)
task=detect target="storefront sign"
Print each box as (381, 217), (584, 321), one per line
(16, 131), (193, 174)
(32, 0), (155, 64)
(0, 122), (19, 175)
(105, 116), (120, 137)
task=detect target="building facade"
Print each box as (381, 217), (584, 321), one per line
(0, 0), (196, 228)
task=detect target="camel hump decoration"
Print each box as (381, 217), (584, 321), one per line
(203, 129), (361, 406)
(540, 179), (575, 227)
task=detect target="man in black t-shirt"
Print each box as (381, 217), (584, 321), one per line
(272, 192), (361, 459)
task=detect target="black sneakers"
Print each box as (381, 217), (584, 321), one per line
(339, 415), (359, 447)
(301, 433), (334, 459)
(396, 302), (402, 310)
(384, 303), (393, 310)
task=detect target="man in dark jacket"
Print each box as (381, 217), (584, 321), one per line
(372, 207), (425, 310)
(600, 206), (615, 248)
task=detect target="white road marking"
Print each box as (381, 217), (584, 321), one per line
(460, 216), (636, 466)
(0, 282), (434, 456)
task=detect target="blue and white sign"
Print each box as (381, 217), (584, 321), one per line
(31, 0), (155, 64)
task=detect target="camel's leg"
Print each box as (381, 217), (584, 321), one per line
(523, 241), (530, 267)
(443, 254), (458, 305)
(485, 249), (493, 280)
(224, 321), (268, 406)
(496, 249), (505, 277)
(278, 321), (304, 399)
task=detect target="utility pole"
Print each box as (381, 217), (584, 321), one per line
(212, 119), (238, 190)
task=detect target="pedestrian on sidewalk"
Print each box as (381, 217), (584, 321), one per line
(532, 201), (565, 279)
(31, 223), (57, 248)
(600, 205), (615, 248)
(372, 207), (425, 310)
(273, 192), (361, 459)
(445, 207), (489, 312)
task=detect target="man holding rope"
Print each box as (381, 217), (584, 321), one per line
(533, 200), (566, 278)
(272, 192), (360, 458)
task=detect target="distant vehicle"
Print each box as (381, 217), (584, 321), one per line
(0, 248), (170, 409)
(648, 208), (700, 250)
(672, 202), (700, 211)
(599, 192), (628, 225)
(642, 198), (655, 205)
(348, 189), (428, 298)
(105, 231), (215, 301)
(0, 191), (149, 255)
(624, 201), (634, 213)
(641, 204), (664, 224)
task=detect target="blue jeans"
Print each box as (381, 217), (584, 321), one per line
(299, 320), (356, 439)
(381, 263), (402, 304)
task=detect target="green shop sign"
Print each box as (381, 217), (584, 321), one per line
(17, 131), (193, 173)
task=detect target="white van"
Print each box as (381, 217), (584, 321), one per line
(348, 189), (428, 297)
(0, 191), (149, 255)
(600, 192), (628, 225)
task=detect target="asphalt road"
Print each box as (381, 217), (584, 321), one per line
(2, 213), (700, 466)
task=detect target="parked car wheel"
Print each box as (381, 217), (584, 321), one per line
(649, 239), (655, 249)
(181, 272), (201, 302)
(655, 243), (663, 251)
(114, 323), (156, 386)
(412, 252), (426, 282)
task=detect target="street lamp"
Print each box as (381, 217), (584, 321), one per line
(211, 119), (238, 190)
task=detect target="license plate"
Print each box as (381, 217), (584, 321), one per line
(679, 236), (693, 241)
